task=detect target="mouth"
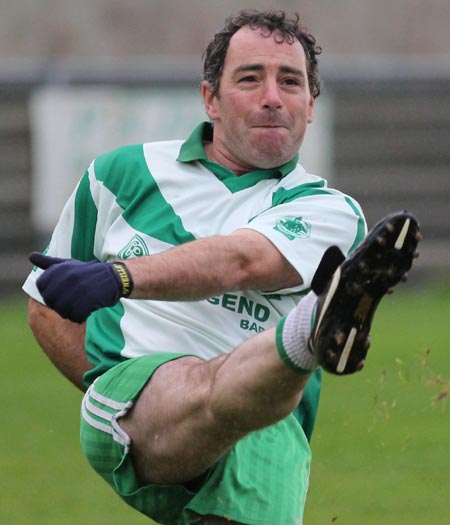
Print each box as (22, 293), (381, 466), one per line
(251, 124), (288, 129)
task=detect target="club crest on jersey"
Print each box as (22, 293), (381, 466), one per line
(274, 216), (311, 240)
(118, 234), (149, 259)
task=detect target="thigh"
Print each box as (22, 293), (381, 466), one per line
(80, 353), (191, 474)
(81, 359), (311, 525)
(119, 351), (247, 486)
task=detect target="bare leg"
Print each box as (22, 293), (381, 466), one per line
(120, 327), (310, 485)
(119, 211), (421, 493)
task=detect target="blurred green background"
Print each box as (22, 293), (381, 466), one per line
(2, 280), (449, 525)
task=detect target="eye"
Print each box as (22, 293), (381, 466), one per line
(283, 77), (301, 87)
(238, 75), (258, 83)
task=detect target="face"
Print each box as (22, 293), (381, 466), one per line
(202, 26), (315, 173)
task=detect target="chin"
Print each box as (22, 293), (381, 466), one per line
(253, 136), (295, 161)
(253, 144), (293, 168)
(251, 154), (290, 169)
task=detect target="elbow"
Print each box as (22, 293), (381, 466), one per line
(239, 260), (271, 290)
(28, 298), (60, 339)
(28, 298), (41, 330)
(28, 298), (48, 332)
(227, 231), (302, 291)
(230, 250), (301, 292)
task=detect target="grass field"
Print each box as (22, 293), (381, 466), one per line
(1, 281), (449, 525)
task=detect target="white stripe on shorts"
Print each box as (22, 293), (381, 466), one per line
(81, 383), (133, 450)
(81, 396), (113, 435)
(88, 381), (133, 411)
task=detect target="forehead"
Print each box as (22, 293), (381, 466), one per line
(224, 25), (307, 72)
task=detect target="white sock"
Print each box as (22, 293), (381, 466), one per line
(275, 291), (319, 374)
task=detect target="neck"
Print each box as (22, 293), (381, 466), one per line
(203, 142), (257, 176)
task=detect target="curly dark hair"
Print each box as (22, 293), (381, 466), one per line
(203, 10), (322, 98)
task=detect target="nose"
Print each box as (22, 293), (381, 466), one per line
(261, 79), (282, 110)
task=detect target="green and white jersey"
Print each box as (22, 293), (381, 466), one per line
(24, 122), (366, 387)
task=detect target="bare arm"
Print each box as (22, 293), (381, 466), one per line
(27, 229), (299, 388)
(28, 298), (91, 392)
(127, 229), (302, 300)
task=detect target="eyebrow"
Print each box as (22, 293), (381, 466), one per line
(233, 63), (305, 78)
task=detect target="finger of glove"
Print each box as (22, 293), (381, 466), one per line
(35, 266), (67, 308)
(29, 252), (67, 269)
(36, 261), (121, 324)
(36, 265), (91, 323)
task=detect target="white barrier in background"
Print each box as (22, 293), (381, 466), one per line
(30, 85), (333, 235)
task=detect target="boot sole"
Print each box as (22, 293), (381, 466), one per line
(312, 211), (421, 374)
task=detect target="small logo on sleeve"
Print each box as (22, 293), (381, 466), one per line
(118, 234), (150, 259)
(274, 216), (311, 240)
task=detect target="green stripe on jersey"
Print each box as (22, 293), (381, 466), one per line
(94, 146), (195, 246)
(344, 196), (366, 253)
(83, 304), (128, 386)
(200, 159), (282, 193)
(271, 180), (328, 205)
(72, 171), (98, 261)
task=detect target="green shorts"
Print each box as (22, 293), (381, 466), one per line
(80, 353), (312, 525)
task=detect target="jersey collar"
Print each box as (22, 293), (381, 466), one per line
(177, 122), (299, 179)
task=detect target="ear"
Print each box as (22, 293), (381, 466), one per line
(307, 95), (315, 124)
(201, 81), (219, 121)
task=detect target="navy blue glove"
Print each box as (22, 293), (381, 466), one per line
(29, 252), (134, 323)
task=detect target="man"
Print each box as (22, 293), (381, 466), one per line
(24, 10), (420, 525)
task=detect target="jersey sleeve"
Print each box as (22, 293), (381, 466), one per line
(22, 166), (100, 303)
(241, 192), (367, 294)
